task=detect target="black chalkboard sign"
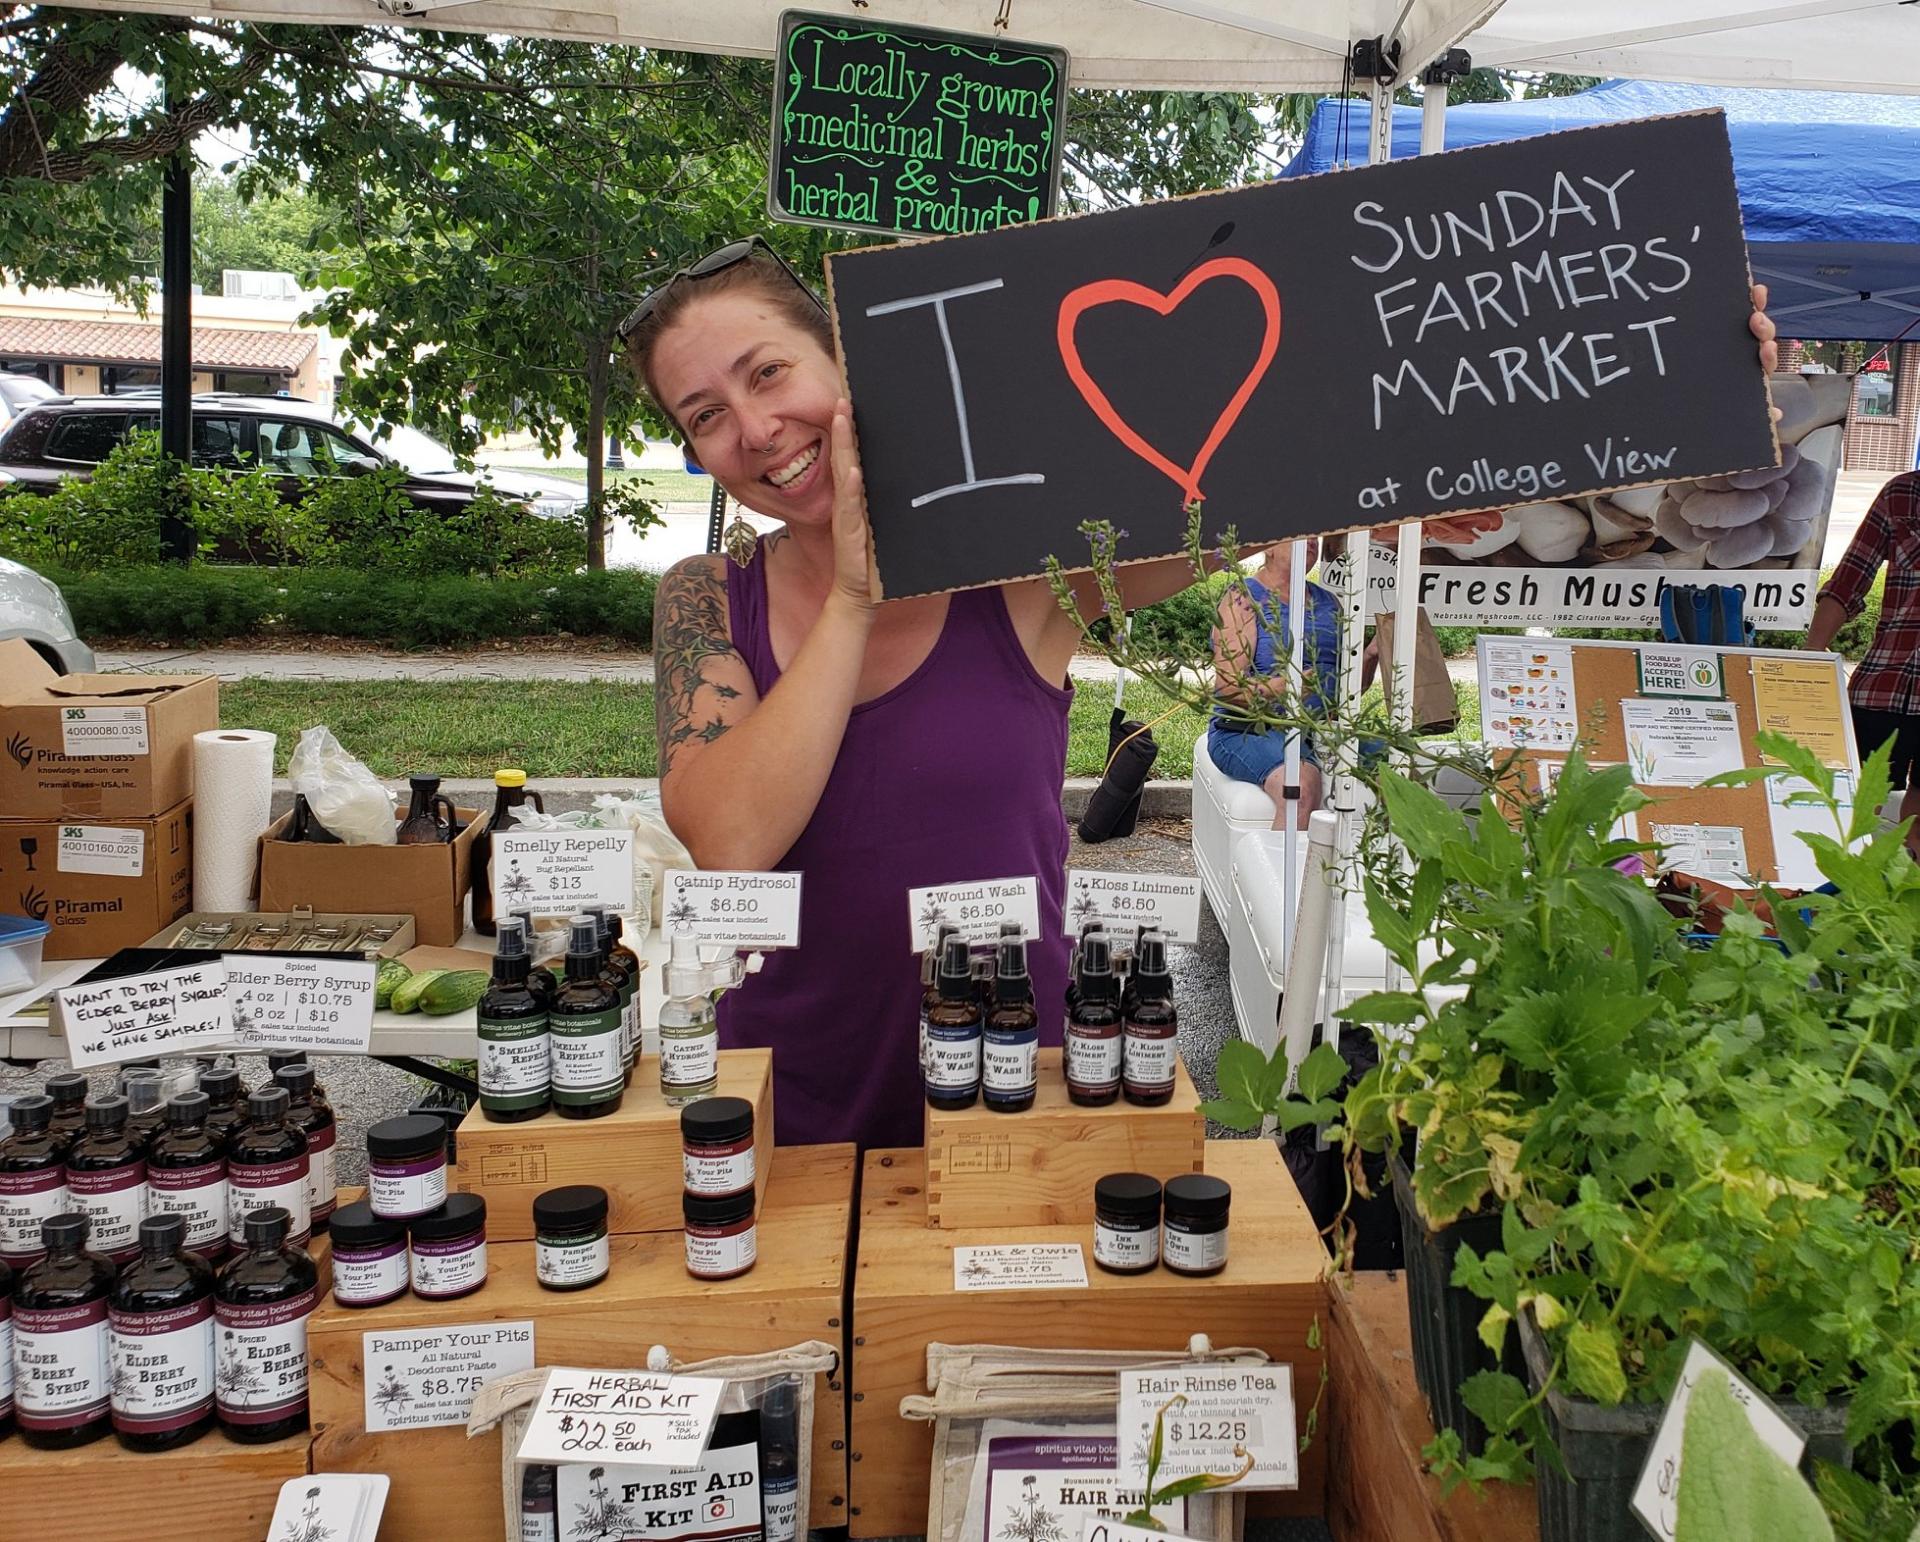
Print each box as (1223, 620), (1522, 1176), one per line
(826, 111), (1778, 602)
(770, 11), (1067, 239)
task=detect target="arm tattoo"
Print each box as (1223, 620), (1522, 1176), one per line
(655, 558), (745, 777)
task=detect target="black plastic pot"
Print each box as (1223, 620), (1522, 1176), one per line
(1279, 1027), (1405, 1270)
(1517, 1309), (1852, 1542)
(1389, 1148), (1522, 1456)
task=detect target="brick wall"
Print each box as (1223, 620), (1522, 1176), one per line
(1776, 340), (1920, 474)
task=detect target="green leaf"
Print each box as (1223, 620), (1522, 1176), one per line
(1564, 1321), (1628, 1406)
(1214, 1037), (1268, 1111)
(1363, 878), (1419, 974)
(1377, 769), (1469, 861)
(1198, 1098), (1262, 1131)
(1343, 990), (1427, 1026)
(1477, 1303), (1512, 1357)
(1295, 1041), (1349, 1103)
(1459, 1370), (1530, 1437)
(1849, 737), (1895, 845)
(1674, 1368), (1834, 1542)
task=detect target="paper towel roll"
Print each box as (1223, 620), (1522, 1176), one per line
(193, 729), (277, 912)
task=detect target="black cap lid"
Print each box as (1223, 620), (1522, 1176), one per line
(408, 1193), (486, 1241)
(1163, 1173), (1231, 1220)
(367, 1113), (448, 1161)
(1078, 933), (1117, 1001)
(242, 1205), (292, 1246)
(495, 917), (529, 959)
(937, 935), (974, 1000)
(681, 1096), (754, 1145)
(266, 1052), (306, 1072)
(1135, 931), (1172, 991)
(408, 772), (440, 790)
(994, 931), (1031, 1003)
(165, 1090), (210, 1127)
(46, 1072), (88, 1108)
(533, 1184), (607, 1232)
(1095, 1172), (1163, 1218)
(683, 1190), (754, 1226)
(8, 1093), (53, 1132)
(566, 914), (601, 962)
(246, 1086), (290, 1121)
(274, 1063), (315, 1098)
(42, 1212), (89, 1251)
(198, 1066), (241, 1102)
(606, 914), (626, 943)
(140, 1213), (187, 1255)
(85, 1093), (128, 1130)
(329, 1200), (404, 1250)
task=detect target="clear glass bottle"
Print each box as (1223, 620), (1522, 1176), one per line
(983, 929), (1038, 1114)
(146, 1091), (229, 1264)
(214, 1206), (318, 1443)
(119, 1068), (167, 1153)
(550, 914), (624, 1120)
(472, 769), (543, 936)
(0, 1093), (69, 1269)
(109, 1213), (216, 1452)
(65, 1095), (147, 1267)
(273, 1064), (337, 1234)
(1065, 933), (1123, 1107)
(14, 1212), (115, 1449)
(924, 935), (983, 1111)
(1122, 931), (1178, 1107)
(480, 918), (551, 1122)
(658, 931), (753, 1108)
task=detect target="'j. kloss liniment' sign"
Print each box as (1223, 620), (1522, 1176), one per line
(828, 110), (1777, 601)
(771, 10), (1067, 238)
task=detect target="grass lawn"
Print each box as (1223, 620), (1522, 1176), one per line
(537, 466), (715, 504)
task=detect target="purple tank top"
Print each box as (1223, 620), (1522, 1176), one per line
(719, 543), (1073, 1150)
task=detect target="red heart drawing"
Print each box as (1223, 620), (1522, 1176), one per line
(1056, 256), (1282, 505)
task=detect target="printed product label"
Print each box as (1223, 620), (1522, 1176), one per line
(147, 1159), (228, 1256)
(109, 1296), (215, 1431)
(480, 1012), (552, 1111)
(369, 1155), (447, 1219)
(983, 1030), (1038, 1100)
(333, 1239), (409, 1305)
(0, 1299), (12, 1417)
(918, 1006), (930, 1077)
(621, 985), (639, 1067)
(685, 1222), (757, 1278)
(67, 1160), (146, 1259)
(57, 824), (146, 878)
(1123, 1029), (1177, 1094)
(536, 1234), (610, 1288)
(0, 1165), (68, 1261)
(551, 1008), (624, 1106)
(1163, 1221), (1228, 1274)
(764, 1478), (800, 1542)
(925, 1022), (981, 1094)
(410, 1235), (488, 1298)
(1065, 1025), (1123, 1095)
(60, 705), (149, 757)
(215, 1284), (317, 1425)
(15, 1297), (109, 1429)
(660, 1033), (719, 1095)
(1094, 1218), (1159, 1271)
(228, 1155), (311, 1244)
(522, 1484), (558, 1542)
(683, 1141), (755, 1198)
(304, 1124), (338, 1221)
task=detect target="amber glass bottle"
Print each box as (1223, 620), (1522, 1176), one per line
(214, 1206), (318, 1444)
(109, 1214), (217, 1452)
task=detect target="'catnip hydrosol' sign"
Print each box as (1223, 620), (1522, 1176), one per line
(828, 111), (1776, 601)
(770, 11), (1066, 238)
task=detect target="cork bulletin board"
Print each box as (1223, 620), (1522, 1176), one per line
(1477, 636), (1859, 888)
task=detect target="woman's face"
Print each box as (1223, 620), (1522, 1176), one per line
(647, 287), (841, 527)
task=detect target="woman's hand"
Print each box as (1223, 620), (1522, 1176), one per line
(1750, 282), (1782, 422)
(830, 398), (881, 610)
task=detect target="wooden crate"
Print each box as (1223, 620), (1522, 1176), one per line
(0, 1425), (308, 1542)
(1326, 1271), (1538, 1542)
(923, 1048), (1204, 1228)
(453, 1048), (774, 1240)
(849, 1140), (1328, 1538)
(310, 1142), (854, 1542)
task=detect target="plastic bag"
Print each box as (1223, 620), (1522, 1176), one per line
(287, 726), (396, 845)
(507, 789), (692, 939)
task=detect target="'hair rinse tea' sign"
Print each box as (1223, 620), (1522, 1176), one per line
(770, 11), (1066, 238)
(828, 111), (1776, 601)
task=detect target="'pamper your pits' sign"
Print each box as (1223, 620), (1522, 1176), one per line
(828, 111), (1776, 600)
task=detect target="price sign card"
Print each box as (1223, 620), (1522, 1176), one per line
(1084, 1520), (1203, 1542)
(363, 1320), (535, 1432)
(228, 957), (377, 1054)
(492, 829), (636, 917)
(908, 876), (1042, 951)
(663, 870), (802, 948)
(517, 1369), (725, 1469)
(1117, 1365), (1298, 1491)
(1066, 871), (1203, 945)
(1631, 1339), (1807, 1540)
(57, 961), (232, 1069)
(953, 1243), (1089, 1292)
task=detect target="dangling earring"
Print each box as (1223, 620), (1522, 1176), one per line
(723, 506), (758, 568)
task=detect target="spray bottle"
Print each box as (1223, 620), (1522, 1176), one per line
(658, 929), (759, 1107)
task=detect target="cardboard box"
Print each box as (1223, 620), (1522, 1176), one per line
(0, 638), (218, 820)
(0, 801), (193, 960)
(257, 807), (482, 947)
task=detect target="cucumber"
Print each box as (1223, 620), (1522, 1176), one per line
(420, 970), (490, 1016)
(390, 968), (449, 1014)
(375, 958), (412, 1010)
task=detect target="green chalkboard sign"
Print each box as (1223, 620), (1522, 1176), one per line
(770, 11), (1068, 239)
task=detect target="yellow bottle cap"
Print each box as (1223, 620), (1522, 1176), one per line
(495, 769), (527, 787)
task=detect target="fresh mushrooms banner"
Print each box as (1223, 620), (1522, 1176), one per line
(827, 110), (1778, 602)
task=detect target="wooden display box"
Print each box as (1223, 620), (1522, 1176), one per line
(923, 1047), (1204, 1229)
(453, 1048), (775, 1241)
(310, 1142), (855, 1542)
(849, 1139), (1327, 1538)
(0, 1425), (307, 1541)
(1326, 1272), (1538, 1542)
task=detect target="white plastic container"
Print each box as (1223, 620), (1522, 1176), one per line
(0, 916), (49, 996)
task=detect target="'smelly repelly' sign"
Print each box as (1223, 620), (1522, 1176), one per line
(827, 111), (1778, 602)
(770, 10), (1067, 238)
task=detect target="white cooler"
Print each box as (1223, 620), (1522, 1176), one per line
(1192, 729), (1278, 926)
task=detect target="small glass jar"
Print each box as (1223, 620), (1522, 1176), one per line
(533, 1186), (609, 1293)
(328, 1201), (409, 1309)
(1092, 1173), (1162, 1275)
(683, 1191), (756, 1281)
(680, 1097), (756, 1199)
(408, 1194), (488, 1301)
(1162, 1174), (1231, 1277)
(365, 1115), (448, 1220)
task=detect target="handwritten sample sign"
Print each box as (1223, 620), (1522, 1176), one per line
(828, 111), (1774, 600)
(771, 12), (1066, 238)
(493, 829), (636, 918)
(1117, 1365), (1298, 1490)
(517, 1369), (725, 1469)
(57, 962), (232, 1068)
(363, 1320), (534, 1432)
(663, 870), (803, 948)
(908, 875), (1041, 951)
(1066, 872), (1202, 945)
(228, 957), (376, 1055)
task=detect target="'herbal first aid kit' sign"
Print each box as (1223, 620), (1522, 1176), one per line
(828, 111), (1774, 600)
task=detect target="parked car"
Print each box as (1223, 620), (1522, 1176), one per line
(0, 374), (62, 434)
(0, 553), (94, 674)
(350, 422), (586, 521)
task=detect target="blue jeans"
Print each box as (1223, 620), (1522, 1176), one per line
(1208, 721), (1317, 786)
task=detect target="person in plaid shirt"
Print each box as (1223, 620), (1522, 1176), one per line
(1805, 467), (1920, 855)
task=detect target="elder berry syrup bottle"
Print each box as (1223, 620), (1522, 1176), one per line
(214, 1206), (318, 1444)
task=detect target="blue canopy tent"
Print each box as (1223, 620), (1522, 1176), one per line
(1283, 79), (1920, 346)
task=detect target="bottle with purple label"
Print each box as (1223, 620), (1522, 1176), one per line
(109, 1214), (217, 1452)
(273, 1064), (337, 1234)
(64, 1096), (147, 1267)
(226, 1088), (311, 1248)
(0, 1094), (69, 1269)
(14, 1212), (114, 1448)
(43, 1073), (89, 1150)
(146, 1092), (229, 1265)
(214, 1206), (318, 1443)
(0, 1253), (14, 1441)
(195, 1066), (247, 1152)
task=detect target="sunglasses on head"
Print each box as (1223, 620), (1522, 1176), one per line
(616, 236), (826, 346)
